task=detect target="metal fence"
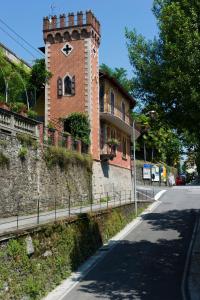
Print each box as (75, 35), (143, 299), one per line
(0, 189), (155, 235)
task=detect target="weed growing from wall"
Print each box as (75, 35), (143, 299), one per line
(16, 133), (38, 149)
(18, 146), (28, 160)
(44, 146), (92, 172)
(0, 203), (149, 299)
(0, 151), (9, 168)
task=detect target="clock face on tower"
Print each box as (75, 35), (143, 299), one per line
(61, 43), (73, 56)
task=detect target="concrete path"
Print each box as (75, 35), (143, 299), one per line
(56, 186), (200, 300)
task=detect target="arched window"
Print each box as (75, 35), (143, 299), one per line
(64, 76), (72, 95)
(63, 75), (75, 96)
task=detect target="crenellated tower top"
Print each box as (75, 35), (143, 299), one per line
(43, 11), (100, 46)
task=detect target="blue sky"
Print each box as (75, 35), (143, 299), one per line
(0, 1), (158, 77)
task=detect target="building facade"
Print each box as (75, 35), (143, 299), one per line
(43, 11), (140, 193)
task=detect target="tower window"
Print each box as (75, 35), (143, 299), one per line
(63, 75), (75, 96)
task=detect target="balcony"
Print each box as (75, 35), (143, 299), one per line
(100, 143), (117, 161)
(0, 108), (39, 137)
(100, 105), (140, 138)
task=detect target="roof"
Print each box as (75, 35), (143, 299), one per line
(0, 42), (31, 69)
(99, 70), (136, 108)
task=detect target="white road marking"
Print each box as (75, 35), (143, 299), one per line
(43, 191), (165, 300)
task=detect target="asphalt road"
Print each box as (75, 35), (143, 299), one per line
(64, 186), (200, 300)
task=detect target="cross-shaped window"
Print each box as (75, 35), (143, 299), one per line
(61, 43), (73, 56)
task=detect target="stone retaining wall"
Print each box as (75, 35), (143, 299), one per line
(0, 132), (91, 217)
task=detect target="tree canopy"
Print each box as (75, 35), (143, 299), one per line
(125, 0), (200, 170)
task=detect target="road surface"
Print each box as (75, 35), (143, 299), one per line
(64, 186), (200, 300)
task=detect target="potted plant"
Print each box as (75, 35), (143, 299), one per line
(107, 138), (120, 156)
(0, 98), (10, 110)
(27, 109), (38, 120)
(11, 102), (27, 117)
(107, 138), (120, 147)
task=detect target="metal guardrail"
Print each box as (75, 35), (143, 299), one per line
(0, 189), (155, 234)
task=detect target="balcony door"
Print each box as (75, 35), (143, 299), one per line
(110, 91), (115, 115)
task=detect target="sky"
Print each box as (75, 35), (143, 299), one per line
(0, 1), (158, 77)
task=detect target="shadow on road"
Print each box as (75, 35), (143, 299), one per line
(70, 209), (198, 300)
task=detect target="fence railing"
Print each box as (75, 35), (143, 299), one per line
(0, 189), (155, 235)
(42, 126), (88, 153)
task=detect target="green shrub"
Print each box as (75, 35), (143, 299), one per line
(61, 112), (91, 145)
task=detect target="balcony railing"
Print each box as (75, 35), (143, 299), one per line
(100, 104), (131, 126)
(0, 108), (39, 137)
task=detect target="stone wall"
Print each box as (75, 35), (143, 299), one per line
(92, 161), (132, 194)
(0, 132), (91, 217)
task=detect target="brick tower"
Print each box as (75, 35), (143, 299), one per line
(43, 11), (101, 160)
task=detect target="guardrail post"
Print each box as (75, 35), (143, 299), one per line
(68, 194), (71, 217)
(55, 197), (57, 220)
(107, 192), (109, 209)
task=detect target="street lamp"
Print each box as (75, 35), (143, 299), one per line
(131, 119), (137, 216)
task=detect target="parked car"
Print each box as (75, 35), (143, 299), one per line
(176, 175), (186, 186)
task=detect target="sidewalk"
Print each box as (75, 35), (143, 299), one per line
(188, 215), (200, 300)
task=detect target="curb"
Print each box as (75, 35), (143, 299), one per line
(43, 190), (165, 300)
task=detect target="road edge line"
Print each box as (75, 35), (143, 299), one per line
(181, 214), (199, 300)
(154, 189), (167, 201)
(43, 196), (163, 300)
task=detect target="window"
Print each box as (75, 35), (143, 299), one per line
(121, 102), (125, 121)
(99, 84), (104, 112)
(110, 91), (115, 115)
(63, 75), (75, 96)
(111, 129), (116, 139)
(122, 137), (127, 158)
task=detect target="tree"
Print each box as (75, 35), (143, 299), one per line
(132, 111), (181, 166)
(28, 59), (51, 94)
(100, 64), (134, 94)
(126, 0), (200, 169)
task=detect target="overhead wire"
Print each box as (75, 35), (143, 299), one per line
(0, 25), (37, 59)
(0, 17), (44, 58)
